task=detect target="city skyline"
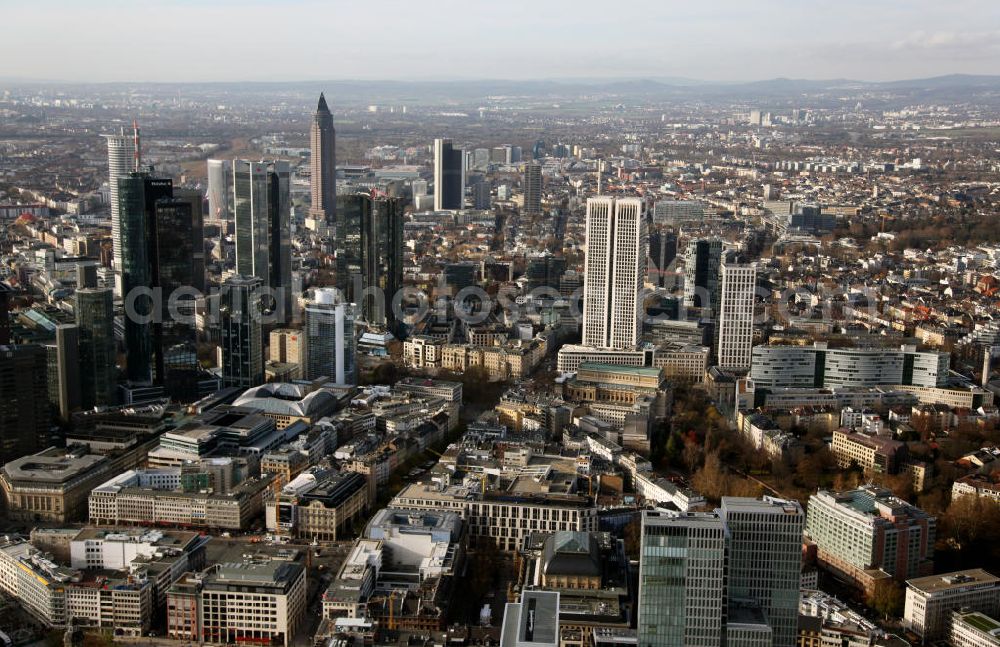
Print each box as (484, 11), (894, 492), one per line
(1, 1), (998, 83)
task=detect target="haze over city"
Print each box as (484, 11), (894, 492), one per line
(3, 0), (1000, 82)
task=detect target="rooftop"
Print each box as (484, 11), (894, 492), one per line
(906, 569), (1000, 594)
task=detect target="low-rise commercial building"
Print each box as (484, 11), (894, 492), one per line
(903, 569), (1000, 639)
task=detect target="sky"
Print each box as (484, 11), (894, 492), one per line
(3, 0), (999, 83)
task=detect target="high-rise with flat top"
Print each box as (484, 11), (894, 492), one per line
(304, 288), (356, 386)
(233, 160), (292, 319)
(433, 138), (465, 211)
(524, 161), (542, 215)
(720, 496), (804, 647)
(310, 93), (336, 224)
(637, 509), (727, 647)
(582, 197), (647, 350)
(717, 260), (756, 370)
(220, 275), (264, 389)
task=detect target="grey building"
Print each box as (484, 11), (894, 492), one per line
(220, 275), (264, 389)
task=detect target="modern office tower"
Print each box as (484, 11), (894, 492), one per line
(683, 239), (723, 316)
(637, 509), (727, 647)
(904, 569), (1000, 640)
(500, 590), (560, 647)
(433, 138), (465, 211)
(749, 342), (952, 390)
(532, 139), (545, 160)
(304, 288), (356, 386)
(174, 188), (206, 294)
(472, 179), (490, 210)
(525, 253), (567, 293)
(717, 260), (756, 371)
(582, 197), (647, 349)
(76, 287), (117, 408)
(310, 93), (337, 225)
(523, 161), (542, 215)
(443, 262), (478, 297)
(720, 497), (804, 647)
(51, 324), (81, 421)
(805, 486), (936, 592)
(0, 344), (49, 464)
(233, 160), (292, 319)
(206, 159), (232, 224)
(652, 200), (709, 226)
(648, 230), (677, 288)
(118, 172), (172, 385)
(335, 194), (404, 332)
(104, 124), (138, 297)
(0, 282), (11, 345)
(220, 275), (264, 389)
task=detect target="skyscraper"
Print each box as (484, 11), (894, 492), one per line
(304, 288), (356, 386)
(648, 229), (677, 289)
(525, 253), (567, 293)
(582, 197), (647, 349)
(105, 124), (139, 297)
(50, 324), (81, 421)
(683, 238), (723, 316)
(720, 497), (805, 647)
(0, 281), (12, 345)
(433, 138), (465, 211)
(76, 287), (117, 408)
(336, 194), (404, 332)
(206, 159), (232, 225)
(118, 172), (172, 385)
(717, 260), (757, 371)
(220, 275), (264, 389)
(523, 161), (542, 215)
(233, 160), (292, 319)
(310, 93), (337, 225)
(638, 509), (727, 647)
(174, 188), (206, 295)
(0, 344), (49, 465)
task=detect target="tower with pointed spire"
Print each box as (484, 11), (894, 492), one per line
(310, 93), (336, 225)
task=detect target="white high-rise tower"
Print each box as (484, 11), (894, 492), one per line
(104, 124), (139, 297)
(581, 197), (647, 349)
(717, 259), (757, 370)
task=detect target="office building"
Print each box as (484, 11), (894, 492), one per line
(304, 288), (357, 386)
(117, 172), (172, 384)
(473, 178), (491, 210)
(805, 486), (935, 592)
(501, 590), (560, 647)
(903, 569), (1000, 639)
(1, 447), (119, 523)
(652, 200), (709, 225)
(749, 343), (951, 390)
(720, 497), (804, 647)
(310, 93), (337, 224)
(524, 161), (542, 215)
(52, 324), (81, 421)
(206, 159), (232, 224)
(433, 138), (465, 210)
(76, 287), (117, 408)
(220, 275), (264, 389)
(169, 560), (306, 647)
(266, 471), (369, 541)
(233, 160), (292, 319)
(648, 229), (677, 288)
(104, 125), (138, 296)
(683, 239), (722, 316)
(0, 281), (12, 344)
(0, 344), (49, 464)
(173, 188), (206, 294)
(716, 261), (756, 371)
(525, 253), (567, 293)
(582, 197), (647, 349)
(949, 610), (1000, 647)
(637, 509), (727, 647)
(830, 430), (906, 474)
(336, 194), (404, 331)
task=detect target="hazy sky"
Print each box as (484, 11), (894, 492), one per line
(4, 0), (999, 83)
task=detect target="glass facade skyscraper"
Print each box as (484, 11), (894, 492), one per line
(220, 275), (264, 389)
(233, 160), (291, 320)
(75, 287), (117, 408)
(304, 288), (356, 386)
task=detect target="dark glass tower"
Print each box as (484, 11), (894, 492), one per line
(233, 160), (291, 320)
(220, 275), (264, 389)
(336, 194), (404, 334)
(0, 344), (49, 464)
(76, 287), (117, 408)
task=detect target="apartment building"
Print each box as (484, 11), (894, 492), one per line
(830, 430), (907, 474)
